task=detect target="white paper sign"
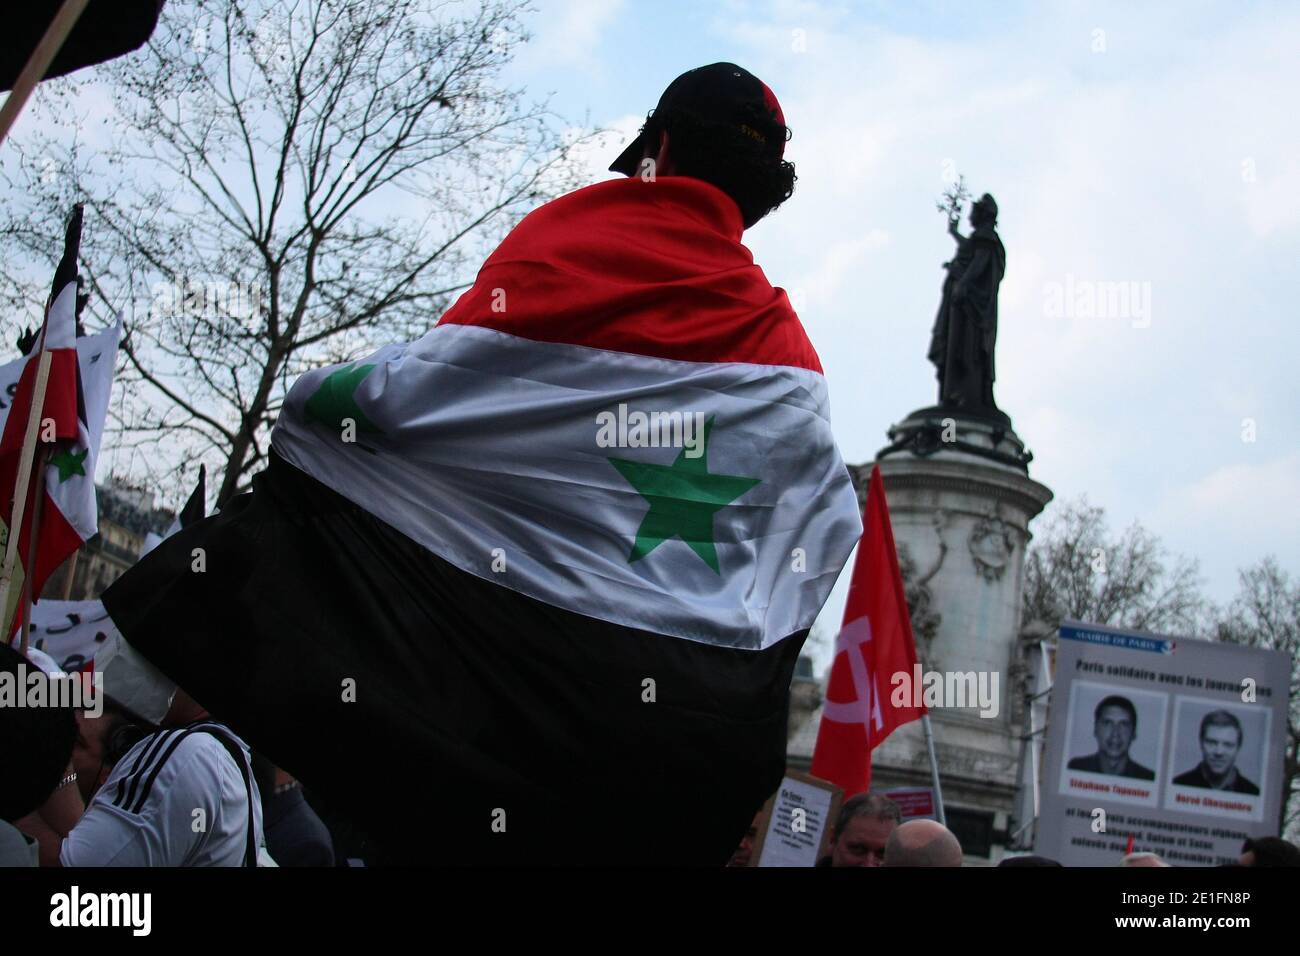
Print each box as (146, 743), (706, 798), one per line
(757, 774), (837, 867)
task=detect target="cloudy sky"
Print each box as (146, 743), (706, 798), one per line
(504, 0), (1300, 636)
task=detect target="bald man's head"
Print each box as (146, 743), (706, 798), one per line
(882, 819), (964, 867)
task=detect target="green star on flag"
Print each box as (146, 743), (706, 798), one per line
(305, 363), (380, 435)
(608, 418), (760, 573)
(50, 447), (88, 483)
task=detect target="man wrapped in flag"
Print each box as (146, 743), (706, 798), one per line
(105, 63), (863, 864)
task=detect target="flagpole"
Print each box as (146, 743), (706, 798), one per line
(19, 446), (49, 655)
(0, 0), (91, 148)
(921, 713), (947, 826)
(0, 347), (54, 641)
(59, 550), (79, 600)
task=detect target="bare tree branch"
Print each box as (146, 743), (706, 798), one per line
(0, 0), (603, 507)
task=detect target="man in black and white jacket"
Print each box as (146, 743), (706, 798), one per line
(59, 690), (273, 867)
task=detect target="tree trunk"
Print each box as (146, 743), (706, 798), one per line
(217, 347), (285, 507)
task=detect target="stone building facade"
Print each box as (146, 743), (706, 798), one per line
(42, 482), (174, 601)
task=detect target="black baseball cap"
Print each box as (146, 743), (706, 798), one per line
(609, 62), (787, 175)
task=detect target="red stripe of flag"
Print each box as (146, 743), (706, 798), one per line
(0, 281), (83, 634)
(437, 177), (823, 373)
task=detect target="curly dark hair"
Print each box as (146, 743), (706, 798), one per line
(638, 103), (796, 229)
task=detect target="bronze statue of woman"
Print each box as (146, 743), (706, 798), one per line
(927, 193), (1005, 414)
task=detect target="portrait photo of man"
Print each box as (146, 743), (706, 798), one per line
(1067, 695), (1156, 780)
(1173, 710), (1260, 795)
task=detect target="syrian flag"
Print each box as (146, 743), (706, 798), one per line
(0, 325), (120, 632)
(104, 176), (863, 864)
(140, 465), (205, 557)
(810, 464), (926, 796)
(0, 207), (117, 634)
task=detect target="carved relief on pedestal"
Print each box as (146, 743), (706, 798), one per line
(968, 506), (1015, 582)
(897, 509), (948, 665)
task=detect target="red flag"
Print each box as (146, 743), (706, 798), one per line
(810, 464), (926, 796)
(0, 290), (80, 459)
(0, 208), (85, 634)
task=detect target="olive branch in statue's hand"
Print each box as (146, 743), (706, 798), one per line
(936, 175), (972, 227)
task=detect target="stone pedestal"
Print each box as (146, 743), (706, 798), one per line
(863, 407), (1052, 861)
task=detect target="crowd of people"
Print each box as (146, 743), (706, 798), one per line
(1, 640), (343, 867)
(4, 636), (1300, 868)
(726, 790), (1300, 869)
